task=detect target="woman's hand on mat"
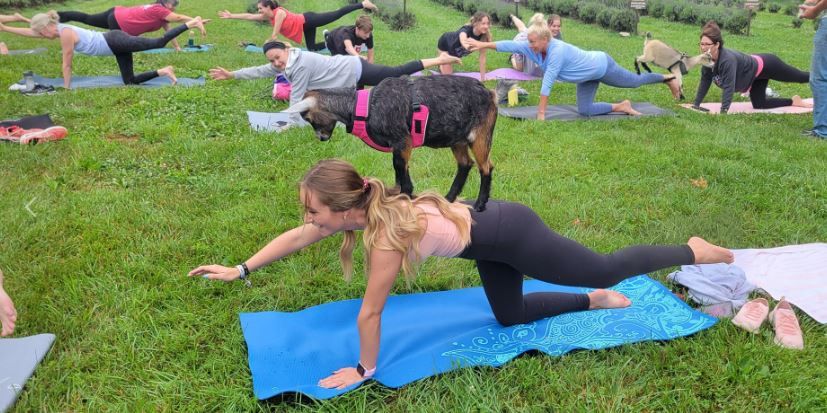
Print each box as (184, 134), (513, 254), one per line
(208, 67), (233, 80)
(188, 264), (240, 281)
(536, 112), (544, 120)
(318, 367), (364, 389)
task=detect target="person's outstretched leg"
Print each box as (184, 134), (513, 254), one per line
(0, 269), (17, 337)
(486, 202), (733, 288)
(357, 54), (460, 86)
(510, 14), (527, 32)
(601, 56), (681, 98)
(57, 8), (115, 29)
(103, 18), (203, 54)
(302, 1), (376, 50)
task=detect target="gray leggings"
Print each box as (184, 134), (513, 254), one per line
(459, 201), (695, 326)
(576, 56), (665, 116)
(102, 24), (188, 85)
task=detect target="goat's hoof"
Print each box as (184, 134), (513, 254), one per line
(473, 201), (487, 212)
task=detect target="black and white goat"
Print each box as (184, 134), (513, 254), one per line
(286, 75), (497, 211)
(634, 32), (713, 100)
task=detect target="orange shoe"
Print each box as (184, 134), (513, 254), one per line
(19, 126), (68, 144)
(769, 298), (804, 350)
(0, 125), (27, 143)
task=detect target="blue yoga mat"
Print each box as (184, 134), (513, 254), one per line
(240, 275), (716, 400)
(5, 48), (48, 56)
(140, 44), (214, 54)
(17, 74), (205, 89)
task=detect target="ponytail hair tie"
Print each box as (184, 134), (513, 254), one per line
(362, 178), (369, 190)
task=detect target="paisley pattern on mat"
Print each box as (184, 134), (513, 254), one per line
(442, 276), (716, 366)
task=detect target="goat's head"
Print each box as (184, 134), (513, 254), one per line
(699, 51), (714, 68)
(284, 94), (339, 141)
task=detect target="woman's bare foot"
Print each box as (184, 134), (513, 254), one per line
(665, 77), (682, 99)
(0, 270), (17, 337)
(158, 66), (177, 85)
(588, 289), (632, 310)
(362, 0), (378, 12)
(14, 13), (30, 23)
(792, 95), (813, 108)
(688, 236), (734, 264)
(186, 16), (210, 36)
(613, 99), (642, 116)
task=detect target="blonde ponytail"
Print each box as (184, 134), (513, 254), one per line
(527, 13), (552, 41)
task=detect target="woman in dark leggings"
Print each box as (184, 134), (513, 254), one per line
(693, 21), (812, 113)
(218, 0), (377, 51)
(56, 0), (204, 51)
(7, 11), (208, 88)
(190, 159), (735, 389)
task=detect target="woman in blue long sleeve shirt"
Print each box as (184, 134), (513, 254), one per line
(468, 13), (681, 120)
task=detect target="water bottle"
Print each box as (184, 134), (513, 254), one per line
(23, 71), (34, 91)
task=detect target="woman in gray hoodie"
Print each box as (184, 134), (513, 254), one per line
(209, 41), (459, 106)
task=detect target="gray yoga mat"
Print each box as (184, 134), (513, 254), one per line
(0, 334), (56, 413)
(499, 103), (672, 121)
(5, 48), (48, 56)
(17, 74), (205, 89)
(247, 111), (306, 133)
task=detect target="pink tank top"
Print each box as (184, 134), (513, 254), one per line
(271, 7), (305, 44)
(416, 203), (472, 259)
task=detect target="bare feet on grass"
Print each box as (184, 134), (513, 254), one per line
(588, 289), (632, 310)
(158, 66), (177, 85)
(687, 236), (734, 264)
(614, 99), (642, 116)
(15, 13), (30, 23)
(792, 95), (813, 108)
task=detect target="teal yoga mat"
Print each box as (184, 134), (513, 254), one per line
(240, 275), (715, 400)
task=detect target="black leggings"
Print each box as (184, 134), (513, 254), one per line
(357, 58), (424, 87)
(750, 53), (810, 109)
(302, 3), (363, 51)
(58, 8), (120, 30)
(458, 201), (696, 327)
(102, 24), (188, 85)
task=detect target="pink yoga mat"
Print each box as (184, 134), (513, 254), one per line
(681, 98), (813, 114)
(412, 68), (540, 81)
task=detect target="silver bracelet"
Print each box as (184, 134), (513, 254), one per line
(235, 264), (251, 287)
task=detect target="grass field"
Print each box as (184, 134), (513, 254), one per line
(1, 0), (826, 411)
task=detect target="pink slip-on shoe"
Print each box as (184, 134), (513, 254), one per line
(731, 297), (769, 334)
(769, 298), (804, 350)
(19, 126), (68, 144)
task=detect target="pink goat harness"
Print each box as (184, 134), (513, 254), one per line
(349, 88), (429, 153)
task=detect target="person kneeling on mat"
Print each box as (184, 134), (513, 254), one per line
(189, 159), (734, 389)
(466, 13), (682, 120)
(208, 41), (459, 106)
(0, 268), (17, 337)
(0, 11), (209, 88)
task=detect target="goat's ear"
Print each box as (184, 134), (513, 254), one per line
(285, 97), (317, 114)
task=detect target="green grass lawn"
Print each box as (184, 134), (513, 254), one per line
(1, 0), (826, 411)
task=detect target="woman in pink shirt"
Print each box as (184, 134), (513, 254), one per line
(218, 0), (377, 51)
(190, 159), (734, 389)
(55, 0), (204, 51)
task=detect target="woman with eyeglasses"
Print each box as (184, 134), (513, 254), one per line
(53, 0), (204, 51)
(693, 21), (811, 114)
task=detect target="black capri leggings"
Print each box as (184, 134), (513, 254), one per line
(458, 201), (695, 327)
(58, 8), (120, 30)
(357, 58), (424, 87)
(302, 3), (364, 51)
(750, 53), (810, 109)
(102, 24), (188, 85)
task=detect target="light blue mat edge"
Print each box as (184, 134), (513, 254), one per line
(240, 275), (716, 400)
(140, 44), (214, 54)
